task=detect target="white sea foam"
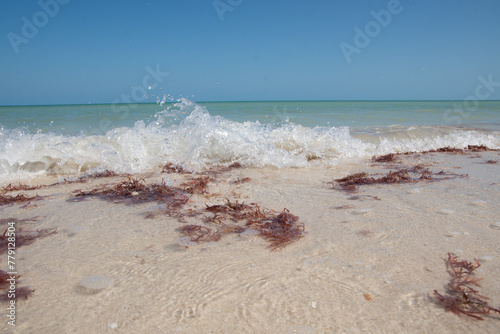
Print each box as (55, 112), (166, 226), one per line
(1, 99), (499, 184)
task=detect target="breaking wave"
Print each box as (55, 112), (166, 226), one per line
(1, 99), (499, 183)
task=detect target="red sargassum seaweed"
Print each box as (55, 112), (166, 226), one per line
(434, 253), (500, 320)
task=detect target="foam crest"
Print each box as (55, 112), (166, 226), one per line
(1, 99), (499, 184)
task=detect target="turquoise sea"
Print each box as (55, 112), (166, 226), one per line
(2, 100), (500, 135)
(1, 99), (499, 182)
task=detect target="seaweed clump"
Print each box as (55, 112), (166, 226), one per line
(178, 225), (222, 243)
(180, 176), (211, 195)
(231, 177), (252, 184)
(1, 183), (44, 206)
(2, 184), (41, 192)
(372, 153), (397, 163)
(332, 169), (413, 191)
(467, 145), (490, 152)
(180, 199), (305, 251)
(332, 166), (465, 191)
(0, 193), (40, 206)
(74, 177), (189, 208)
(430, 147), (465, 154)
(424, 145), (499, 154)
(0, 271), (34, 301)
(0, 227), (57, 254)
(0, 219), (57, 302)
(248, 209), (305, 251)
(372, 145), (499, 161)
(433, 253), (500, 320)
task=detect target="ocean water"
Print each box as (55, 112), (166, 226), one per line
(1, 99), (499, 182)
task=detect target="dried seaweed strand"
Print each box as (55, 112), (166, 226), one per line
(332, 166), (466, 191)
(208, 200), (304, 250)
(434, 253), (500, 320)
(0, 270), (34, 301)
(0, 228), (57, 254)
(0, 193), (41, 206)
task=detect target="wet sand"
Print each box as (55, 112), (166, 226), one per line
(1, 150), (500, 333)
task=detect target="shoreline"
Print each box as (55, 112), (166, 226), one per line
(1, 148), (500, 333)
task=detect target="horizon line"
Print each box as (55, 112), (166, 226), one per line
(2, 99), (500, 108)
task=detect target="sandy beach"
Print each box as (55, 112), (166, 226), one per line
(1, 148), (500, 333)
(3, 0), (500, 332)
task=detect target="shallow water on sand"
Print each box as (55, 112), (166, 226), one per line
(1, 149), (499, 333)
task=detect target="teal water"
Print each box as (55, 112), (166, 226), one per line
(1, 99), (499, 182)
(202, 100), (500, 130)
(1, 100), (500, 135)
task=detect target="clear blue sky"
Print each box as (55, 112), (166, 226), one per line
(1, 0), (500, 105)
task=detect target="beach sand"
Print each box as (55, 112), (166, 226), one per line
(1, 149), (500, 333)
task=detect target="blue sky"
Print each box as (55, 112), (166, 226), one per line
(1, 0), (500, 105)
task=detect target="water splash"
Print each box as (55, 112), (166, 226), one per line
(1, 99), (499, 183)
